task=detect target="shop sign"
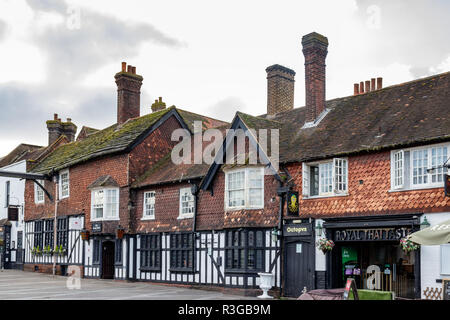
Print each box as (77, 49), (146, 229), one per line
(286, 191), (299, 216)
(334, 227), (411, 242)
(69, 217), (83, 230)
(283, 223), (312, 237)
(92, 222), (102, 233)
(7, 207), (18, 221)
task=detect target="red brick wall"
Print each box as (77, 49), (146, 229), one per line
(285, 150), (450, 219)
(128, 115), (182, 185)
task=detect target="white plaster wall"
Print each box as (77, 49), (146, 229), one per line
(0, 160), (26, 264)
(420, 211), (450, 299)
(315, 219), (326, 271)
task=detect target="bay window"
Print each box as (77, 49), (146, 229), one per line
(91, 188), (119, 221)
(225, 167), (264, 210)
(302, 158), (348, 198)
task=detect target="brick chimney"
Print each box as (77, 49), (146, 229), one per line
(266, 64), (296, 116)
(46, 114), (77, 145)
(302, 32), (328, 124)
(115, 62), (143, 124)
(151, 97), (166, 113)
(353, 77), (383, 95)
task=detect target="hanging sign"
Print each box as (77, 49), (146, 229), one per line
(69, 217), (83, 230)
(287, 191), (299, 216)
(7, 207), (18, 221)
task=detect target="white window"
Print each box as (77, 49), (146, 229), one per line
(59, 169), (70, 199)
(303, 158), (348, 198)
(179, 187), (195, 218)
(143, 191), (155, 219)
(392, 143), (449, 191)
(441, 244), (450, 275)
(91, 188), (119, 221)
(35, 180), (45, 204)
(225, 167), (264, 210)
(392, 150), (404, 189)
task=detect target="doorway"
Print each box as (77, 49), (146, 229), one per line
(284, 239), (314, 297)
(101, 241), (115, 279)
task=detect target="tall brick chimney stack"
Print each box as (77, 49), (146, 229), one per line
(151, 97), (166, 113)
(302, 32), (328, 124)
(266, 64), (296, 116)
(115, 62), (143, 124)
(46, 114), (77, 145)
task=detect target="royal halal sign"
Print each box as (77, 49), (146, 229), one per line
(334, 227), (412, 242)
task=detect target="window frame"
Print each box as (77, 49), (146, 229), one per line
(139, 234), (162, 272)
(391, 143), (450, 191)
(169, 233), (195, 272)
(5, 180), (10, 208)
(225, 229), (265, 274)
(35, 180), (45, 204)
(142, 191), (156, 220)
(302, 158), (349, 198)
(59, 169), (70, 199)
(224, 167), (265, 211)
(178, 187), (195, 219)
(90, 187), (120, 222)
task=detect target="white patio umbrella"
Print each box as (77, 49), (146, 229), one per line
(408, 219), (450, 245)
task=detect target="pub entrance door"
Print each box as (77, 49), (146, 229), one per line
(101, 241), (115, 279)
(284, 239), (314, 297)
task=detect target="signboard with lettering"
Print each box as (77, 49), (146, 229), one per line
(286, 191), (299, 216)
(69, 217), (83, 230)
(92, 222), (102, 233)
(343, 278), (359, 300)
(283, 223), (312, 237)
(334, 227), (411, 242)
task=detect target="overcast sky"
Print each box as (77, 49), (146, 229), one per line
(0, 0), (449, 157)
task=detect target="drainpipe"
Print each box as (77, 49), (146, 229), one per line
(52, 171), (59, 276)
(191, 183), (199, 269)
(277, 165), (291, 297)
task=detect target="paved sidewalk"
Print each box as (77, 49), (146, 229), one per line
(0, 269), (256, 300)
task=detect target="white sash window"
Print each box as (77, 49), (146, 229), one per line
(91, 188), (119, 221)
(225, 167), (264, 210)
(302, 158), (348, 198)
(143, 191), (156, 219)
(179, 187), (195, 218)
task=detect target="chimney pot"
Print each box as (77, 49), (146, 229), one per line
(353, 83), (359, 95)
(121, 62), (126, 72)
(151, 97), (167, 113)
(365, 80), (371, 92)
(54, 113), (58, 120)
(127, 65), (132, 73)
(371, 78), (376, 92)
(377, 77), (383, 90)
(67, 118), (71, 122)
(360, 81), (365, 94)
(132, 66), (136, 74)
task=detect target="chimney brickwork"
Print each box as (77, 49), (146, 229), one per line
(151, 97), (166, 113)
(115, 62), (143, 124)
(266, 64), (296, 116)
(46, 113), (77, 145)
(302, 32), (328, 124)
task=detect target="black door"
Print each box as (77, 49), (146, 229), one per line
(102, 241), (115, 279)
(284, 240), (314, 297)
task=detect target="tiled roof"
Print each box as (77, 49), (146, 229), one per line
(0, 144), (44, 168)
(250, 71), (450, 163)
(30, 106), (228, 174)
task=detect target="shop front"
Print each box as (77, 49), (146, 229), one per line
(323, 214), (421, 299)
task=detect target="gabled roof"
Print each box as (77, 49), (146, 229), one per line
(0, 143), (44, 168)
(76, 126), (100, 141)
(30, 106), (228, 174)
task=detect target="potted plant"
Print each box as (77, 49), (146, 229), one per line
(42, 245), (53, 256)
(317, 238), (335, 254)
(53, 244), (67, 257)
(399, 237), (419, 254)
(32, 246), (42, 256)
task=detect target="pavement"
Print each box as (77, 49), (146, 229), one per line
(0, 269), (257, 300)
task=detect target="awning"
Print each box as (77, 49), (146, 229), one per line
(408, 219), (450, 245)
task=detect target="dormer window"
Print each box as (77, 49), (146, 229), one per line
(224, 167), (264, 210)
